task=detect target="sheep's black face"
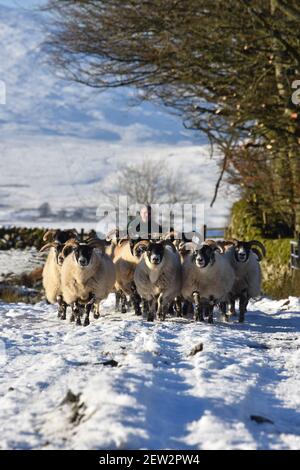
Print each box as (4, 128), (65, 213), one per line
(146, 242), (164, 265)
(192, 245), (214, 268)
(74, 244), (94, 267)
(234, 242), (251, 263)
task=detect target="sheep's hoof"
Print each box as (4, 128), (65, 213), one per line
(93, 312), (100, 320)
(194, 315), (204, 322)
(76, 317), (82, 326)
(121, 307), (127, 314)
(84, 317), (90, 327)
(224, 314), (230, 322)
(208, 317), (214, 324)
(147, 314), (154, 322)
(70, 314), (75, 323)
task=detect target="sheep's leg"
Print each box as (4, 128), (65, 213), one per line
(72, 301), (81, 325)
(115, 291), (121, 311)
(207, 297), (215, 324)
(239, 290), (249, 323)
(131, 284), (142, 316)
(157, 293), (165, 321)
(83, 294), (96, 326)
(174, 297), (182, 317)
(229, 293), (236, 316)
(57, 295), (67, 320)
(182, 299), (192, 317)
(120, 292), (127, 314)
(193, 292), (204, 322)
(220, 301), (230, 322)
(182, 300), (189, 316)
(168, 302), (174, 315)
(93, 303), (100, 319)
(147, 299), (156, 322)
(142, 299), (150, 317)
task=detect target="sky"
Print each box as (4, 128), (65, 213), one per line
(0, 0), (39, 7)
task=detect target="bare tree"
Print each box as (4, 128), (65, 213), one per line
(101, 159), (201, 207)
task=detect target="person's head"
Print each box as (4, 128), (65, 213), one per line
(140, 205), (151, 223)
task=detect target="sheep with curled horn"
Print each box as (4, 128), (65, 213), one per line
(60, 237), (116, 326)
(40, 229), (78, 319)
(223, 239), (266, 322)
(111, 238), (149, 315)
(134, 238), (182, 321)
(181, 241), (235, 323)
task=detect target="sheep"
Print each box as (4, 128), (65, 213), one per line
(60, 238), (116, 326)
(40, 229), (78, 319)
(134, 239), (182, 321)
(112, 238), (148, 315)
(181, 242), (235, 323)
(223, 239), (266, 322)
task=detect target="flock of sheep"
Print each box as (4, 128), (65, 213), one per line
(40, 229), (266, 326)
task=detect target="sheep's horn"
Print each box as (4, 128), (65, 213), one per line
(106, 229), (117, 241)
(39, 242), (58, 252)
(43, 230), (58, 242)
(162, 231), (181, 241)
(249, 240), (266, 257)
(251, 247), (263, 261)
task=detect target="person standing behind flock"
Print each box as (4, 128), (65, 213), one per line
(128, 205), (163, 240)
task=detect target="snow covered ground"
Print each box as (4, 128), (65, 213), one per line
(0, 294), (299, 450)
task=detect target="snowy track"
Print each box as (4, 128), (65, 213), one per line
(0, 296), (300, 450)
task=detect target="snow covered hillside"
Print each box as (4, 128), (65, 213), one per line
(0, 3), (237, 227)
(0, 295), (299, 450)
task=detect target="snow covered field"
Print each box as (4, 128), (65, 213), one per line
(0, 294), (299, 450)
